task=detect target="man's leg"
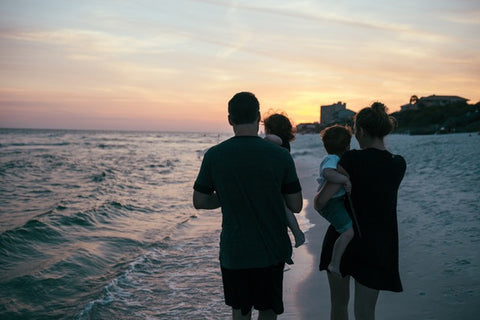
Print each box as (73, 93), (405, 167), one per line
(353, 280), (379, 320)
(327, 273), (350, 320)
(258, 309), (277, 320)
(232, 308), (252, 320)
(251, 263), (284, 318)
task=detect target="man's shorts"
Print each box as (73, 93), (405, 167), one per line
(320, 197), (352, 233)
(220, 262), (285, 316)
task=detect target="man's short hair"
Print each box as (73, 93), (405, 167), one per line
(228, 92), (260, 125)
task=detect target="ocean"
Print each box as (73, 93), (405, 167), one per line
(1, 129), (479, 319)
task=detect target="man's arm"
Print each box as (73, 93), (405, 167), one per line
(193, 190), (221, 209)
(284, 191), (303, 213)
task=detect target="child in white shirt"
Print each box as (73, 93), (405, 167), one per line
(316, 125), (354, 276)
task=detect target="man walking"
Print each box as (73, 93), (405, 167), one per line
(193, 91), (303, 319)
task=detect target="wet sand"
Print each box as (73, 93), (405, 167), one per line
(282, 159), (331, 319)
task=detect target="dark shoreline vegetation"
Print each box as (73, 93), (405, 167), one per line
(391, 102), (480, 135)
(297, 101), (480, 135)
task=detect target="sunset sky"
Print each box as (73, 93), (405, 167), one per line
(1, 0), (479, 132)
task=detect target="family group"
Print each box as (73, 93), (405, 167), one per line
(193, 92), (406, 320)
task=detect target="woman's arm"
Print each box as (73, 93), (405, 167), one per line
(322, 168), (348, 184)
(313, 182), (342, 212)
(322, 164), (352, 194)
(337, 164), (349, 176)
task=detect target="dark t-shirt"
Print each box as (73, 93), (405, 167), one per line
(194, 136), (301, 269)
(319, 148), (406, 292)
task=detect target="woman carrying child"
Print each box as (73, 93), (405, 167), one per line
(314, 102), (406, 320)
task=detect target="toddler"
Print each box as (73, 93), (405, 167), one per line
(316, 125), (354, 276)
(264, 112), (305, 248)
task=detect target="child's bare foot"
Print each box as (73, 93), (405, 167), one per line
(328, 264), (342, 277)
(294, 232), (305, 248)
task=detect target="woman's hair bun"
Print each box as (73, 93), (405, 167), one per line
(371, 102), (388, 114)
(355, 101), (395, 138)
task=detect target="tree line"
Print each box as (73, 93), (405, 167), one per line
(391, 101), (480, 135)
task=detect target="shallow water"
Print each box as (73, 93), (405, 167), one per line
(1, 129), (479, 319)
(0, 129), (230, 319)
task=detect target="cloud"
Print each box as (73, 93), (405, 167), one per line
(0, 28), (187, 56)
(441, 10), (480, 25)
(191, 0), (444, 41)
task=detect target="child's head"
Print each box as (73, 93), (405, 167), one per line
(320, 125), (352, 155)
(263, 110), (296, 143)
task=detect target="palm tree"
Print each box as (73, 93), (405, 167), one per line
(410, 95), (419, 105)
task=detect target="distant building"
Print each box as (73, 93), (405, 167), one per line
(401, 95), (419, 111)
(296, 122), (320, 134)
(420, 95), (469, 107)
(320, 101), (355, 125)
(401, 94), (469, 111)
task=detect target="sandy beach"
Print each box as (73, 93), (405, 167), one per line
(280, 156), (479, 320)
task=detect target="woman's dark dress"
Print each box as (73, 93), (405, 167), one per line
(319, 148), (406, 292)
